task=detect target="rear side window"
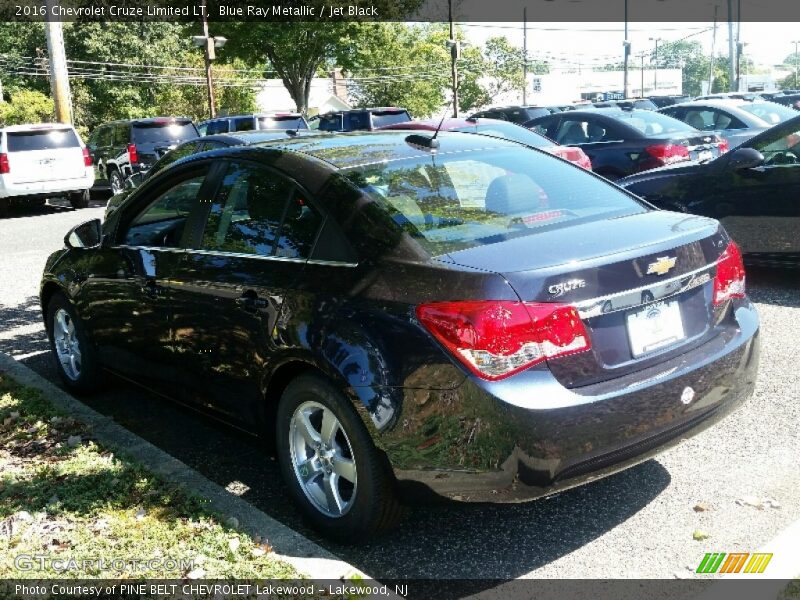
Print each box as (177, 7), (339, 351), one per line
(347, 146), (645, 255)
(258, 116), (307, 130)
(201, 162), (323, 259)
(317, 114), (343, 131)
(6, 129), (80, 152)
(132, 122), (198, 144)
(206, 120), (229, 135)
(370, 110), (412, 128)
(113, 124), (130, 145)
(233, 117), (255, 132)
(740, 102), (797, 125)
(346, 112), (371, 131)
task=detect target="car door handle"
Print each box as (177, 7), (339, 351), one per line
(236, 293), (269, 311)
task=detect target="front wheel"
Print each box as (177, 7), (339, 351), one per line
(275, 374), (403, 542)
(69, 189), (90, 209)
(46, 293), (101, 392)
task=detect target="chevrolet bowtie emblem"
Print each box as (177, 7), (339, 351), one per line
(647, 256), (677, 276)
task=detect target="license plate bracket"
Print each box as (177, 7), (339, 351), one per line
(626, 300), (685, 357)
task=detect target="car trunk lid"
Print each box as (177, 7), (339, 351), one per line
(440, 210), (729, 387)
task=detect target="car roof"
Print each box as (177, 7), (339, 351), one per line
(317, 107), (408, 116)
(188, 130), (520, 171)
(0, 123), (77, 132)
(102, 117), (193, 126)
(377, 117), (501, 130)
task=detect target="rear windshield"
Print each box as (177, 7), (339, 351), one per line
(347, 146), (645, 255)
(257, 116), (308, 130)
(6, 129), (80, 152)
(739, 102), (797, 125)
(456, 121), (552, 148)
(132, 122), (198, 144)
(607, 109), (694, 135)
(371, 110), (412, 128)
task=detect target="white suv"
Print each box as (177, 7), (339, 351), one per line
(0, 123), (95, 214)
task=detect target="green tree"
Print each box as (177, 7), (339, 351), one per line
(653, 40), (710, 96)
(0, 89), (54, 124)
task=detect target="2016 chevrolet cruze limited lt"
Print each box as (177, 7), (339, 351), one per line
(41, 131), (760, 541)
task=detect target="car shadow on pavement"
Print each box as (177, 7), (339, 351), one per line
(0, 296), (51, 360)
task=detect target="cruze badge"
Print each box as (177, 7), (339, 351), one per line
(548, 279), (586, 297)
(646, 256), (677, 276)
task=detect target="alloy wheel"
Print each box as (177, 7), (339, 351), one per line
(289, 401), (358, 518)
(53, 308), (82, 381)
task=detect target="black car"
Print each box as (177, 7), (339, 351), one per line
(593, 99), (658, 111)
(468, 105), (554, 124)
(618, 114), (800, 267)
(42, 131), (759, 541)
(87, 118), (199, 195)
(309, 107), (411, 132)
(648, 95), (693, 108)
(525, 108), (728, 180)
(770, 93), (800, 110)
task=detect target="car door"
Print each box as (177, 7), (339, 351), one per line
(713, 121), (800, 257)
(79, 163), (216, 392)
(167, 159), (324, 421)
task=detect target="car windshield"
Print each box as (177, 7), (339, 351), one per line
(258, 116), (308, 130)
(132, 122), (198, 144)
(346, 146), (645, 255)
(608, 109), (695, 135)
(6, 128), (80, 151)
(456, 122), (552, 148)
(739, 102), (798, 125)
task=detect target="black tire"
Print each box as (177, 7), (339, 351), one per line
(108, 169), (124, 196)
(275, 374), (403, 542)
(46, 293), (101, 393)
(69, 189), (90, 209)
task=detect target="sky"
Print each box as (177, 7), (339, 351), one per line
(458, 22), (799, 72)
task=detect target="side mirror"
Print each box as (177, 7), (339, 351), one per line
(64, 219), (102, 249)
(727, 147), (765, 170)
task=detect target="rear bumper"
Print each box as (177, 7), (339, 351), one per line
(381, 300), (760, 502)
(0, 174), (95, 200)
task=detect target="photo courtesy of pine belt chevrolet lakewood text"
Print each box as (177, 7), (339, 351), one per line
(40, 130), (760, 541)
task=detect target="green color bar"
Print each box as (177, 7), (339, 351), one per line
(697, 553), (726, 573)
(710, 553), (726, 573)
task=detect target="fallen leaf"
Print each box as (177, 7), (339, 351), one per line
(693, 502), (710, 512)
(692, 530), (710, 541)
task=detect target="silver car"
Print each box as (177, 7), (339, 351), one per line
(660, 99), (798, 147)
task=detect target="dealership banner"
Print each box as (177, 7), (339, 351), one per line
(0, 579), (797, 600)
(3, 0), (800, 22)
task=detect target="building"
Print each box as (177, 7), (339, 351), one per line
(489, 69), (683, 106)
(255, 71), (351, 115)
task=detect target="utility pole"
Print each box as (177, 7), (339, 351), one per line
(522, 7), (527, 105)
(649, 37), (662, 92)
(640, 53), (645, 97)
(793, 41), (799, 89)
(709, 4), (718, 93)
(727, 0), (735, 92)
(448, 0), (459, 117)
(201, 0), (216, 118)
(622, 0), (629, 98)
(45, 0), (72, 123)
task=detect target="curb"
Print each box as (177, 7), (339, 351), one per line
(0, 351), (367, 582)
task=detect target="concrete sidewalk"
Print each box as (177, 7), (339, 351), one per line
(0, 351), (366, 583)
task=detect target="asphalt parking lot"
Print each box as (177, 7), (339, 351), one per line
(1, 199), (798, 582)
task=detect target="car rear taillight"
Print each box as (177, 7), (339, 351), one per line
(82, 147), (92, 167)
(549, 146), (593, 170)
(416, 301), (591, 381)
(0, 153), (9, 174)
(127, 143), (138, 164)
(644, 143), (690, 166)
(718, 139), (730, 154)
(713, 241), (746, 306)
